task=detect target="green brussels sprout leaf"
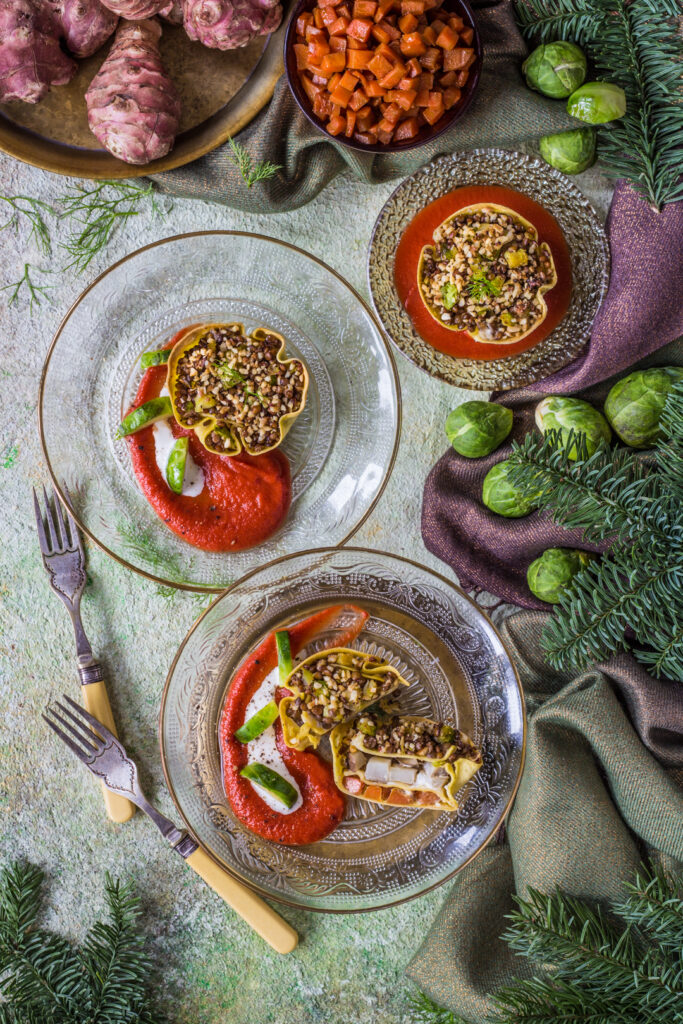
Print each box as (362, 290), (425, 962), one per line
(539, 128), (596, 175)
(567, 82), (626, 124)
(522, 41), (587, 98)
(535, 396), (611, 459)
(445, 401), (513, 459)
(482, 459), (538, 518)
(604, 367), (683, 448)
(527, 547), (595, 604)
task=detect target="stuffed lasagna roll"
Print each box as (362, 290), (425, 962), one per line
(279, 648), (409, 751)
(330, 712), (483, 811)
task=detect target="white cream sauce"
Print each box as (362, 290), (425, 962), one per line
(241, 666), (302, 814)
(152, 386), (205, 497)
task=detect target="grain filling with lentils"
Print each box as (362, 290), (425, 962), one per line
(174, 326), (306, 454)
(419, 205), (556, 342)
(353, 713), (482, 763)
(286, 653), (399, 729)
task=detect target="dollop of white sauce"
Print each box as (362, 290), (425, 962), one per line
(241, 667), (302, 814)
(152, 387), (205, 497)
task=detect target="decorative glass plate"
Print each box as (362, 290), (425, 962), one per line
(159, 548), (525, 912)
(367, 148), (610, 391)
(39, 233), (400, 591)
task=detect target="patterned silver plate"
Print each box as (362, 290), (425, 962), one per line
(159, 548), (525, 912)
(39, 233), (400, 591)
(367, 148), (610, 390)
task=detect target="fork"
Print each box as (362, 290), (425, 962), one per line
(43, 695), (299, 955)
(33, 485), (135, 823)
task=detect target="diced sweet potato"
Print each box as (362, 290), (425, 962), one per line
(329, 14), (350, 32)
(400, 31), (426, 56)
(320, 4), (338, 24)
(435, 24), (457, 48)
(354, 130), (377, 144)
(422, 102), (443, 124)
(365, 79), (387, 96)
(379, 64), (404, 87)
(348, 85), (369, 107)
(363, 784), (386, 801)
(329, 34), (347, 50)
(393, 115), (420, 139)
(296, 12), (313, 34)
(376, 127), (394, 144)
(329, 83), (352, 105)
(398, 11), (417, 31)
(294, 43), (309, 68)
(447, 14), (463, 29)
(347, 16), (373, 40)
(367, 51), (392, 77)
(344, 108), (357, 134)
(439, 69), (456, 85)
(321, 50), (346, 72)
(442, 84), (461, 108)
(313, 8), (324, 28)
(443, 45), (473, 69)
(453, 68), (469, 87)
(347, 47), (372, 67)
(327, 112), (346, 134)
(422, 24), (436, 44)
(400, 0), (424, 11)
(308, 39), (330, 62)
(421, 45), (442, 70)
(353, 0), (377, 14)
(387, 788), (414, 805)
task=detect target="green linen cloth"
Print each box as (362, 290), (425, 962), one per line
(407, 609), (683, 1023)
(150, 0), (576, 213)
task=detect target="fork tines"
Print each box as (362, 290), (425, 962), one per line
(43, 695), (117, 764)
(33, 485), (82, 556)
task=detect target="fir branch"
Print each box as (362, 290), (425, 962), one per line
(227, 138), (281, 189)
(617, 865), (683, 954)
(59, 181), (162, 273)
(657, 379), (683, 501)
(0, 861), (165, 1024)
(0, 195), (53, 255)
(489, 975), (627, 1024)
(1, 264), (54, 311)
(514, 0), (683, 210)
(408, 991), (472, 1024)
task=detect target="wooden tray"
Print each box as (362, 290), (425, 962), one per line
(0, 14), (287, 178)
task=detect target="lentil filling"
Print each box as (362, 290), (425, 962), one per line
(352, 712), (483, 764)
(171, 324), (307, 455)
(286, 651), (402, 730)
(418, 203), (557, 343)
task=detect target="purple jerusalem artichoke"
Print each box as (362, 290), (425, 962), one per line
(183, 0), (282, 50)
(97, 0), (168, 20)
(48, 0), (118, 57)
(85, 18), (181, 164)
(158, 0), (182, 22)
(0, 0), (76, 102)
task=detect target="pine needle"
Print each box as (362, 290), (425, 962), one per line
(227, 137), (281, 188)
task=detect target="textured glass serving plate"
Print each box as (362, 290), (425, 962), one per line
(39, 233), (400, 590)
(368, 148), (610, 390)
(159, 548), (525, 912)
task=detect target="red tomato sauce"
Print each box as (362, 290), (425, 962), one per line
(125, 330), (291, 553)
(219, 605), (368, 846)
(394, 185), (572, 361)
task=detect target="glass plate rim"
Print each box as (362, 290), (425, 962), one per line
(38, 231), (402, 592)
(157, 544), (527, 913)
(366, 146), (610, 390)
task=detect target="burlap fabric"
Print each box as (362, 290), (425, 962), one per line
(150, 0), (576, 212)
(421, 181), (683, 610)
(406, 610), (683, 1023)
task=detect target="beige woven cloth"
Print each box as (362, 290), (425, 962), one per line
(407, 610), (683, 1022)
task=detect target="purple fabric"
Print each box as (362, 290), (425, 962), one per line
(421, 183), (683, 609)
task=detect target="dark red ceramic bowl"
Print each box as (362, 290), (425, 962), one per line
(283, 0), (482, 153)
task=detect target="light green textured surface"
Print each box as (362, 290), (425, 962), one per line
(0, 150), (611, 1024)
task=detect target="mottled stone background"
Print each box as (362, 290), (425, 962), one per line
(0, 149), (611, 1023)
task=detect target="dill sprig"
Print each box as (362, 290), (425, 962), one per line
(227, 137), (282, 189)
(59, 180), (163, 273)
(0, 194), (53, 255)
(1, 263), (54, 311)
(468, 268), (503, 302)
(514, 0), (683, 211)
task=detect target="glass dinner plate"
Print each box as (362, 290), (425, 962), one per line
(39, 232), (400, 590)
(367, 148), (610, 391)
(159, 548), (525, 912)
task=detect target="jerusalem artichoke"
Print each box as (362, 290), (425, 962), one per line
(183, 0), (281, 50)
(97, 0), (168, 20)
(85, 18), (180, 164)
(48, 0), (118, 57)
(159, 0), (182, 23)
(0, 0), (76, 103)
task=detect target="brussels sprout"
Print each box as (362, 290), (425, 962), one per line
(527, 547), (595, 604)
(482, 460), (537, 518)
(604, 367), (683, 448)
(567, 82), (626, 124)
(445, 401), (513, 458)
(535, 396), (612, 459)
(522, 41), (586, 98)
(539, 127), (596, 174)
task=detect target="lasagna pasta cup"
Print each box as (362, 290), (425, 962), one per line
(331, 713), (483, 811)
(168, 322), (309, 456)
(417, 203), (558, 344)
(279, 648), (409, 752)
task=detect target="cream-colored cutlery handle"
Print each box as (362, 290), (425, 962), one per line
(81, 680), (136, 823)
(185, 846), (298, 954)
